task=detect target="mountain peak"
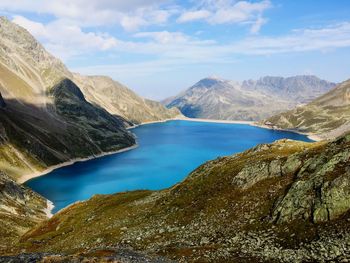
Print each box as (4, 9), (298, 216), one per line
(192, 76), (225, 89)
(164, 75), (336, 121)
(0, 17), (72, 90)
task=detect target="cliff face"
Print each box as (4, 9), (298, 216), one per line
(264, 79), (350, 139)
(0, 172), (48, 254)
(14, 133), (350, 262)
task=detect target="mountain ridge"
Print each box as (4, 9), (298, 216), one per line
(0, 16), (181, 182)
(263, 78), (350, 139)
(164, 75), (336, 121)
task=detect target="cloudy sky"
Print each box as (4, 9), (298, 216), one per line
(1, 0), (350, 99)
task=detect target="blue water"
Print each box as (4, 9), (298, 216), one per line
(25, 120), (312, 213)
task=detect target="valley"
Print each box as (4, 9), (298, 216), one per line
(0, 8), (350, 263)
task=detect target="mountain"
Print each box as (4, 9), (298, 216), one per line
(7, 132), (350, 262)
(0, 78), (135, 182)
(0, 16), (181, 181)
(164, 76), (336, 121)
(73, 74), (182, 124)
(0, 17), (180, 125)
(242, 75), (335, 104)
(264, 79), (350, 139)
(0, 17), (135, 180)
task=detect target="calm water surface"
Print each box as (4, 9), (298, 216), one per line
(26, 120), (312, 213)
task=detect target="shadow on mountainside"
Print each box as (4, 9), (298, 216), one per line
(0, 78), (135, 180)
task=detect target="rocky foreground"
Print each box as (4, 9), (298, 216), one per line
(0, 172), (47, 254)
(1, 132), (348, 262)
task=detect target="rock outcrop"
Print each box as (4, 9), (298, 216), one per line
(163, 76), (335, 121)
(0, 172), (47, 254)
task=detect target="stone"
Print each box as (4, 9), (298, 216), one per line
(282, 155), (302, 175)
(232, 161), (270, 189)
(313, 174), (350, 223)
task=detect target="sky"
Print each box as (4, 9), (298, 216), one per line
(1, 0), (350, 100)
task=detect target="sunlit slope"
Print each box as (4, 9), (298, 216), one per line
(265, 79), (350, 139)
(73, 74), (182, 124)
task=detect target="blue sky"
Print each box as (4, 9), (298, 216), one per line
(1, 0), (350, 99)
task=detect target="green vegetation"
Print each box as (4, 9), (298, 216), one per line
(5, 134), (349, 262)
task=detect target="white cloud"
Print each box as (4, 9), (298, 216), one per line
(12, 15), (48, 38)
(177, 0), (271, 33)
(233, 22), (350, 55)
(134, 31), (189, 44)
(12, 13), (350, 63)
(1, 1), (271, 33)
(177, 10), (211, 23)
(250, 16), (267, 34)
(73, 22), (350, 79)
(13, 16), (119, 60)
(0, 0), (175, 31)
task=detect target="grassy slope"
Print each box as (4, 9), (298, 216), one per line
(12, 134), (350, 262)
(265, 79), (350, 138)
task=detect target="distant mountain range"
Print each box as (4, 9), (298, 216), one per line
(264, 78), (350, 139)
(163, 76), (336, 121)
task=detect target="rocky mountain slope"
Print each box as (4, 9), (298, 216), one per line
(0, 16), (180, 124)
(264, 79), (350, 139)
(242, 75), (334, 104)
(0, 80), (135, 182)
(0, 16), (181, 181)
(73, 74), (182, 124)
(8, 132), (350, 262)
(0, 172), (48, 254)
(164, 76), (335, 121)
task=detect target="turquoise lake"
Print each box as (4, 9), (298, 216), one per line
(26, 120), (313, 213)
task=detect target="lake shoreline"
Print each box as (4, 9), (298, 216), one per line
(20, 144), (139, 218)
(19, 144), (139, 184)
(20, 117), (320, 216)
(132, 117), (322, 142)
(19, 117), (321, 185)
(127, 117), (254, 129)
(177, 117), (322, 142)
(251, 123), (323, 142)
